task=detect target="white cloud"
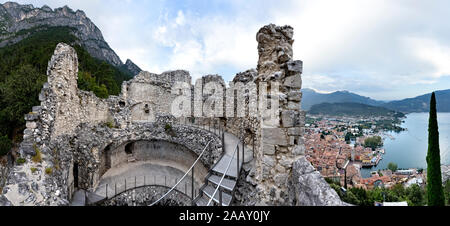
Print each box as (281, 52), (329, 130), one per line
(406, 37), (450, 78)
(175, 10), (185, 26)
(8, 0), (450, 99)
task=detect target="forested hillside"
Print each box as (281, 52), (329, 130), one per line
(0, 26), (133, 155)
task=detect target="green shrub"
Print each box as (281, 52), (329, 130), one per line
(165, 123), (172, 131)
(164, 123), (176, 137)
(16, 158), (26, 165)
(30, 167), (37, 173)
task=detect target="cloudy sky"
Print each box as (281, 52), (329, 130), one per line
(8, 0), (450, 100)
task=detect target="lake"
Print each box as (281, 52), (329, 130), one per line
(360, 112), (450, 178)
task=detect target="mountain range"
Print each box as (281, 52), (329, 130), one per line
(0, 2), (141, 75)
(308, 102), (405, 117)
(302, 88), (450, 113)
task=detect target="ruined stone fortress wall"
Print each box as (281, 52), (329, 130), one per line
(252, 25), (305, 205)
(0, 24), (346, 206)
(0, 44), (222, 206)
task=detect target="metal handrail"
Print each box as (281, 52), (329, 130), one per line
(96, 175), (192, 201)
(206, 142), (239, 206)
(149, 139), (212, 206)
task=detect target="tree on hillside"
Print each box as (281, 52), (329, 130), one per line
(0, 65), (46, 137)
(387, 162), (398, 172)
(0, 135), (12, 156)
(426, 92), (445, 206)
(407, 184), (425, 206)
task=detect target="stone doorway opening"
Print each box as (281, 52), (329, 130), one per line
(125, 143), (133, 154)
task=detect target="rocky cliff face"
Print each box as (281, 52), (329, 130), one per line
(124, 59), (142, 76)
(0, 2), (124, 67)
(289, 157), (349, 206)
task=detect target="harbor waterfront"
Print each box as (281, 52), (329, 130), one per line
(361, 113), (450, 178)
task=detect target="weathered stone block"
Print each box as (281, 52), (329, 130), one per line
(286, 60), (303, 75)
(292, 145), (305, 156)
(261, 128), (288, 146)
(26, 122), (37, 129)
(274, 173), (289, 186)
(281, 110), (297, 128)
(20, 144), (36, 156)
(23, 129), (33, 137)
(283, 74), (302, 88)
(299, 110), (306, 121)
(288, 127), (304, 136)
(38, 91), (46, 102)
(275, 165), (286, 173)
(25, 113), (39, 121)
(287, 90), (302, 101)
(263, 155), (276, 167)
(263, 144), (276, 155)
(287, 101), (301, 110)
(279, 156), (294, 168)
(261, 114), (280, 128)
(277, 146), (289, 153)
(262, 165), (272, 179)
(32, 106), (42, 113)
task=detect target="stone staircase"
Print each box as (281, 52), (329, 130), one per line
(194, 133), (245, 206)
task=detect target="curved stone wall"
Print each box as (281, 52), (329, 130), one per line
(101, 185), (192, 206)
(99, 140), (209, 185)
(68, 120), (223, 195)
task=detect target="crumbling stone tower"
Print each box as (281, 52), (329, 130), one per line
(253, 24), (305, 205)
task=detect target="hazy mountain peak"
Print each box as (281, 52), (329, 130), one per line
(301, 88), (384, 111)
(302, 87), (450, 113)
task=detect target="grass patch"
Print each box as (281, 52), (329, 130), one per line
(16, 158), (26, 165)
(105, 120), (114, 128)
(31, 144), (42, 163)
(45, 167), (52, 175)
(30, 167), (37, 173)
(104, 117), (117, 129)
(54, 159), (60, 170)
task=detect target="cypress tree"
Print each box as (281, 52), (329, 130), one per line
(426, 92), (445, 206)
